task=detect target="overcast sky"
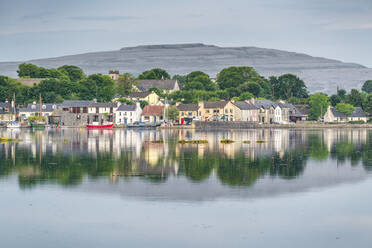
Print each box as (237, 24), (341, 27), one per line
(1, 0), (372, 67)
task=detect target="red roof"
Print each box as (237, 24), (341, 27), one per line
(141, 105), (165, 116)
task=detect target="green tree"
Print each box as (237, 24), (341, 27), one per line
(346, 89), (363, 107)
(335, 103), (355, 116)
(239, 81), (261, 97)
(138, 68), (170, 80)
(337, 89), (347, 100)
(172, 74), (187, 85)
(166, 106), (179, 122)
(309, 93), (330, 120)
(329, 94), (342, 106)
(270, 74), (308, 100)
(238, 92), (254, 101)
(362, 80), (372, 93)
(116, 73), (138, 96)
(362, 94), (372, 114)
(79, 74), (115, 102)
(57, 65), (86, 82)
(17, 63), (40, 78)
(216, 66), (261, 90)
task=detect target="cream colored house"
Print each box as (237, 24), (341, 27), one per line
(324, 106), (368, 123)
(176, 103), (199, 124)
(127, 92), (160, 105)
(198, 101), (236, 121)
(232, 101), (259, 122)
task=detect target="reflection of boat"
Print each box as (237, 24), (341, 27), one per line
(127, 122), (160, 128)
(6, 121), (21, 128)
(86, 122), (114, 128)
(31, 122), (47, 129)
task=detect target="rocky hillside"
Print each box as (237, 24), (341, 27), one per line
(1, 43), (371, 94)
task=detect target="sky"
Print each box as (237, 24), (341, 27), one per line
(1, 0), (372, 67)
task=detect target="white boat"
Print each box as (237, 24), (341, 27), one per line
(7, 121), (21, 128)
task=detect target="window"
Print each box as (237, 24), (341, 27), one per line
(188, 112), (192, 116)
(230, 109), (232, 113)
(119, 112), (121, 116)
(124, 112), (127, 116)
(130, 112), (132, 116)
(206, 110), (209, 113)
(225, 109), (228, 113)
(181, 112), (184, 116)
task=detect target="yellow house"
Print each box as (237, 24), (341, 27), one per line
(198, 101), (237, 121)
(127, 92), (160, 105)
(176, 103), (199, 124)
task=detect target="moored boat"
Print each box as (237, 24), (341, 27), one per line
(6, 121), (21, 129)
(86, 122), (114, 128)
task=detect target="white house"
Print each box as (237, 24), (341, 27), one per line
(115, 102), (142, 125)
(19, 103), (57, 123)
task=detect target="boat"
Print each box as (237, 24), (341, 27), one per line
(127, 122), (161, 128)
(86, 122), (114, 128)
(7, 120), (21, 128)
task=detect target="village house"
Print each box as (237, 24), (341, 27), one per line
(252, 99), (275, 124)
(19, 103), (57, 123)
(115, 102), (142, 125)
(232, 101), (259, 122)
(135, 79), (180, 93)
(324, 106), (368, 123)
(176, 103), (199, 124)
(141, 105), (165, 124)
(52, 100), (118, 126)
(0, 101), (17, 123)
(198, 101), (236, 121)
(127, 92), (160, 105)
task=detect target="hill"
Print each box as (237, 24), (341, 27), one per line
(1, 43), (371, 93)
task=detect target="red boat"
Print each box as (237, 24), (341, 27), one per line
(86, 122), (114, 128)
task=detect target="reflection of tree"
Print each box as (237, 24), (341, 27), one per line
(217, 154), (271, 187)
(307, 134), (329, 161)
(1, 130), (372, 189)
(178, 151), (216, 181)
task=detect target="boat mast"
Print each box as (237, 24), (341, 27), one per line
(39, 94), (42, 118)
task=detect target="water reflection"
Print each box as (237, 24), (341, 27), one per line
(0, 128), (371, 192)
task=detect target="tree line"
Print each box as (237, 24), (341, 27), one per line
(1, 63), (372, 121)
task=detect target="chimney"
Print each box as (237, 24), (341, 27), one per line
(136, 101), (141, 109)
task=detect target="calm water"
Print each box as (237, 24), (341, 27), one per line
(1, 128), (372, 247)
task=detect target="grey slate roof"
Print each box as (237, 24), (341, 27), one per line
(60, 100), (94, 108)
(117, 104), (137, 111)
(350, 107), (367, 117)
(177, 103), (199, 111)
(19, 103), (57, 113)
(232, 101), (258, 110)
(203, 101), (229, 109)
(128, 92), (151, 98)
(136, 80), (177, 91)
(329, 107), (347, 118)
(89, 102), (117, 108)
(254, 99), (276, 109)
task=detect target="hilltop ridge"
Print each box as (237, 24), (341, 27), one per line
(0, 43), (371, 93)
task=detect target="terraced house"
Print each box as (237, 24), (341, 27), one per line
(126, 92), (160, 105)
(198, 101), (236, 121)
(176, 103), (199, 124)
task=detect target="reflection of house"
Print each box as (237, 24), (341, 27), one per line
(324, 106), (368, 123)
(0, 102), (16, 122)
(176, 103), (199, 124)
(127, 92), (160, 105)
(19, 103), (57, 123)
(135, 79), (180, 93)
(116, 103), (142, 125)
(198, 101), (236, 121)
(232, 101), (259, 122)
(141, 105), (165, 124)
